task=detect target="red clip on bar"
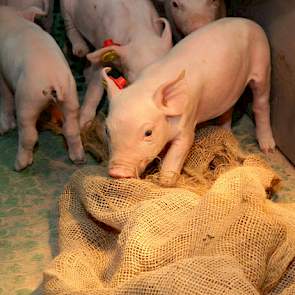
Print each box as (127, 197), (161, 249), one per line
(102, 39), (127, 89)
(109, 76), (127, 89)
(103, 39), (121, 47)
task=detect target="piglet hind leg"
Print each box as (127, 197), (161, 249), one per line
(217, 107), (234, 130)
(61, 85), (86, 165)
(0, 73), (16, 134)
(14, 84), (44, 171)
(250, 68), (276, 153)
(159, 133), (195, 187)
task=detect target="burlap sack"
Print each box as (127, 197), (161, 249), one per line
(43, 127), (295, 295)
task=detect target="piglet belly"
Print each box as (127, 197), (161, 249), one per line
(193, 72), (249, 123)
(195, 92), (243, 123)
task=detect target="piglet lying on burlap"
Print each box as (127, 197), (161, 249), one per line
(0, 6), (85, 171)
(102, 17), (276, 187)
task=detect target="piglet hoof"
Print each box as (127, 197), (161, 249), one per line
(0, 128), (7, 136)
(73, 157), (87, 166)
(79, 115), (93, 130)
(257, 134), (276, 154)
(72, 43), (89, 58)
(14, 154), (33, 172)
(0, 115), (16, 135)
(159, 171), (180, 187)
(70, 150), (86, 166)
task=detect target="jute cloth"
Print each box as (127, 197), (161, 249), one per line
(43, 127), (295, 295)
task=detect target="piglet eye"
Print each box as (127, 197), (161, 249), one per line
(172, 1), (179, 8)
(145, 129), (153, 137)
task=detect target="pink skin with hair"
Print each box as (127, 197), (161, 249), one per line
(60, 0), (173, 129)
(0, 0), (54, 32)
(0, 6), (85, 171)
(156, 0), (226, 40)
(102, 17), (276, 187)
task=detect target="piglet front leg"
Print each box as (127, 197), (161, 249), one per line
(60, 1), (89, 57)
(159, 132), (194, 187)
(79, 67), (104, 129)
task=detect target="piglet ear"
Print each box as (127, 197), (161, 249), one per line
(153, 70), (188, 116)
(155, 18), (173, 48)
(101, 67), (122, 99)
(87, 45), (127, 66)
(19, 6), (47, 22)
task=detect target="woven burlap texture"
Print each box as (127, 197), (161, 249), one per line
(44, 126), (295, 295)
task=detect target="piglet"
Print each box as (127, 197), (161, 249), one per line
(0, 6), (85, 171)
(156, 0), (226, 40)
(60, 0), (172, 129)
(102, 17), (276, 186)
(0, 0), (54, 32)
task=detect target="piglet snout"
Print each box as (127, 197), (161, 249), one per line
(109, 166), (136, 179)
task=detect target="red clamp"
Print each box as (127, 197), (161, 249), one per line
(102, 39), (127, 89)
(103, 39), (121, 47)
(109, 76), (127, 89)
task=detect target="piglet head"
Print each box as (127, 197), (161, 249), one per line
(167, 0), (226, 35)
(101, 67), (188, 179)
(87, 18), (172, 83)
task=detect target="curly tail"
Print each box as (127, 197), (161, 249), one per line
(42, 86), (64, 103)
